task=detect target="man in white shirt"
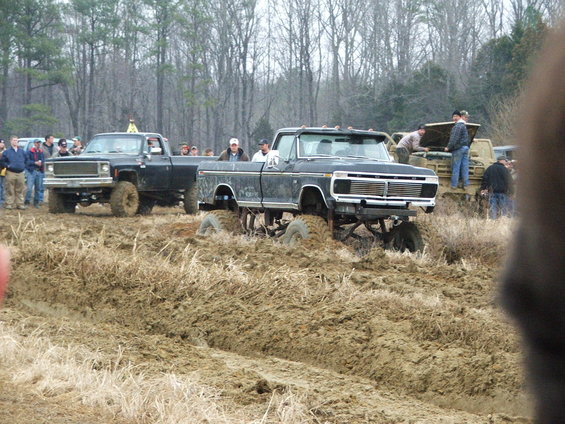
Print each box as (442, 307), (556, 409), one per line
(251, 139), (270, 162)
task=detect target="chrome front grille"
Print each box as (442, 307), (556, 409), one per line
(350, 181), (385, 196)
(387, 182), (422, 197)
(53, 162), (99, 177)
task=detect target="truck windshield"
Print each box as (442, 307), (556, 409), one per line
(298, 134), (389, 160)
(83, 136), (142, 155)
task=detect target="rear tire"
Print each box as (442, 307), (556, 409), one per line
(183, 183), (198, 215)
(198, 210), (242, 235)
(282, 215), (332, 247)
(110, 181), (139, 217)
(48, 190), (76, 214)
(385, 222), (424, 253)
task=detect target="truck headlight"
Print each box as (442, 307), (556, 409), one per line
(101, 164), (109, 173)
(47, 164), (54, 173)
(333, 171), (348, 179)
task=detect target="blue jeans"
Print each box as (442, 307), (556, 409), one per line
(0, 176), (4, 205)
(450, 146), (469, 188)
(489, 193), (510, 219)
(25, 170), (44, 206)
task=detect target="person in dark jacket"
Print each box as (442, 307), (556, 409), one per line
(217, 138), (249, 161)
(42, 134), (56, 159)
(480, 155), (514, 219)
(24, 139), (45, 208)
(1, 136), (27, 209)
(445, 110), (470, 188)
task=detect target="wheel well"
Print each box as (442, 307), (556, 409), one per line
(118, 171), (138, 186)
(214, 185), (237, 210)
(299, 186), (327, 215)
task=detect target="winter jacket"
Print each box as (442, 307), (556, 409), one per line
(1, 147), (27, 173)
(481, 161), (513, 194)
(26, 147), (45, 172)
(217, 147), (250, 162)
(446, 121), (469, 152)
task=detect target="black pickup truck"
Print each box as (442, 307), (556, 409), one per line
(44, 132), (214, 216)
(197, 127), (439, 251)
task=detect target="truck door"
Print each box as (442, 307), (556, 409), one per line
(260, 134), (298, 209)
(139, 136), (171, 190)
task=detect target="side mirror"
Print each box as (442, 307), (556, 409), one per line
(267, 150), (280, 167)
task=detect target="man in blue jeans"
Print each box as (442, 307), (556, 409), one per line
(481, 156), (514, 219)
(445, 110), (470, 188)
(25, 139), (45, 208)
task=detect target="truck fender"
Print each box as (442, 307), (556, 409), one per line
(213, 184), (238, 205)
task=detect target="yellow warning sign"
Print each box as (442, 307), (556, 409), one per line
(127, 119), (139, 133)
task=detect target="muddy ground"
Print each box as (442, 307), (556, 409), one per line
(0, 205), (531, 423)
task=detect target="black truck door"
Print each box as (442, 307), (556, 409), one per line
(140, 136), (171, 190)
(260, 134), (298, 209)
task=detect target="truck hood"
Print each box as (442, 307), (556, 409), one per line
(293, 158), (437, 177)
(420, 122), (480, 149)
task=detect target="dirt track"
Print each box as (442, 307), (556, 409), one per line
(0, 205), (531, 423)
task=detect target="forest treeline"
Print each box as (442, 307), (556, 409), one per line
(0, 0), (562, 152)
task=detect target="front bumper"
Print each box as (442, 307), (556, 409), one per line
(44, 177), (115, 188)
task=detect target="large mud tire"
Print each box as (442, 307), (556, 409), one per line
(48, 190), (76, 214)
(386, 222), (424, 253)
(198, 210), (242, 235)
(110, 181), (139, 217)
(282, 215), (332, 247)
(136, 196), (156, 215)
(183, 184), (198, 215)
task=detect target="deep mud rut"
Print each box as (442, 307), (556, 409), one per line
(0, 205), (532, 423)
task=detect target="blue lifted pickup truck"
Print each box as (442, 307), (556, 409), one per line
(44, 132), (214, 216)
(197, 127), (439, 251)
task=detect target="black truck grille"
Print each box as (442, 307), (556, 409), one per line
(53, 162), (99, 177)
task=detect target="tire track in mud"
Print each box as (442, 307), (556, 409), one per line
(1, 210), (531, 422)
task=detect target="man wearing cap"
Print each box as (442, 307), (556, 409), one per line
(179, 144), (190, 156)
(218, 138), (249, 161)
(70, 136), (83, 155)
(190, 146), (199, 156)
(251, 139), (271, 162)
(53, 139), (72, 157)
(480, 155), (514, 219)
(24, 139), (45, 208)
(445, 110), (470, 188)
(1, 136), (27, 209)
(395, 125), (429, 164)
(0, 139), (6, 206)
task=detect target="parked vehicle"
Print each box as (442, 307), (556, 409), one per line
(197, 127), (439, 251)
(493, 145), (517, 161)
(391, 122), (496, 199)
(44, 132), (214, 216)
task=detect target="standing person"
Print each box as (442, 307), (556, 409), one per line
(217, 138), (249, 161)
(179, 143), (190, 156)
(70, 136), (83, 155)
(251, 139), (271, 162)
(395, 125), (429, 164)
(480, 156), (514, 219)
(0, 139), (6, 207)
(42, 134), (56, 159)
(1, 136), (27, 210)
(53, 139), (72, 157)
(444, 110), (470, 188)
(190, 146), (199, 156)
(24, 139), (45, 208)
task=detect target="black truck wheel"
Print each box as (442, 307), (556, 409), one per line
(110, 181), (139, 217)
(385, 222), (424, 253)
(198, 210), (242, 235)
(282, 215), (332, 247)
(48, 190), (76, 214)
(183, 184), (198, 215)
(137, 196), (156, 215)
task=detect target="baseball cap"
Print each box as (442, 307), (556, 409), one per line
(191, 145), (198, 150)
(58, 140), (67, 147)
(34, 139), (41, 143)
(229, 138), (239, 145)
(497, 155), (508, 161)
(73, 136), (81, 141)
(258, 138), (269, 145)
